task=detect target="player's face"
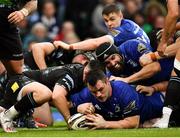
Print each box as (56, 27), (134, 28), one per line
(103, 12), (123, 30)
(88, 79), (112, 102)
(104, 54), (124, 72)
(72, 54), (89, 65)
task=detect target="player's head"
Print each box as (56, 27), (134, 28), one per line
(83, 60), (106, 82)
(72, 51), (96, 65)
(86, 70), (112, 102)
(102, 4), (123, 30)
(96, 42), (124, 73)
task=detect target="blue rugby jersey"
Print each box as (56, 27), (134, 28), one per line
(109, 19), (150, 46)
(70, 81), (163, 123)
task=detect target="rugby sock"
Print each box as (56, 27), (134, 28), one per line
(161, 107), (172, 123)
(14, 92), (38, 114)
(3, 106), (18, 120)
(156, 76), (180, 127)
(164, 76), (180, 109)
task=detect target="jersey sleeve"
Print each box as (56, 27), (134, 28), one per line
(70, 87), (92, 108)
(136, 42), (151, 55)
(56, 73), (75, 92)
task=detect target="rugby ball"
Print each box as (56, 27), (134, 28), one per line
(68, 113), (90, 130)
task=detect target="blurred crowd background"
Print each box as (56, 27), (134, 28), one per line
(19, 0), (167, 52)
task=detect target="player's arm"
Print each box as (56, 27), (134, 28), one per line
(140, 41), (180, 66)
(31, 42), (56, 70)
(126, 62), (161, 83)
(86, 114), (139, 129)
(8, 0), (37, 24)
(136, 81), (168, 96)
(52, 73), (76, 124)
(52, 84), (71, 123)
(22, 0), (37, 15)
(53, 35), (114, 51)
(104, 115), (139, 129)
(157, 0), (179, 55)
(162, 0), (179, 43)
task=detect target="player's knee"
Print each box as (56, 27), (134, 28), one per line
(34, 88), (52, 103)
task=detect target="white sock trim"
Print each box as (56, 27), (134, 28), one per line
(174, 58), (180, 71)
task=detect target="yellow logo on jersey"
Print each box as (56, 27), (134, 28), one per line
(110, 29), (120, 37)
(11, 82), (19, 93)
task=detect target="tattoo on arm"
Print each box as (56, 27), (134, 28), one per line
(23, 0), (37, 14)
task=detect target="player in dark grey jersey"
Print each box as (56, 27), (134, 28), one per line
(0, 0), (37, 77)
(24, 60), (105, 125)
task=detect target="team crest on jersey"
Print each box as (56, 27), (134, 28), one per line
(110, 29), (120, 37)
(137, 43), (147, 53)
(11, 82), (19, 93)
(115, 104), (121, 113)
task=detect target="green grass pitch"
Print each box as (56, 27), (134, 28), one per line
(0, 121), (180, 137)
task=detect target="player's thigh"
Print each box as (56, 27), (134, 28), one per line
(21, 81), (52, 101)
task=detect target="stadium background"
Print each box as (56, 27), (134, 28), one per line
(20, 0), (167, 52)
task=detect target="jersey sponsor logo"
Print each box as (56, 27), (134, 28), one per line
(137, 43), (147, 53)
(11, 82), (19, 93)
(110, 29), (120, 37)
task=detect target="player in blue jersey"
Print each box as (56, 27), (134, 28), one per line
(69, 70), (164, 129)
(52, 4), (150, 51)
(95, 40), (174, 85)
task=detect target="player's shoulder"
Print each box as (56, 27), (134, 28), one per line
(121, 19), (136, 31)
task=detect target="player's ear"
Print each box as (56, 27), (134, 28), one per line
(118, 10), (123, 19)
(105, 77), (109, 84)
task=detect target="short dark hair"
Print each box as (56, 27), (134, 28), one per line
(87, 60), (106, 73)
(102, 4), (121, 15)
(86, 70), (106, 86)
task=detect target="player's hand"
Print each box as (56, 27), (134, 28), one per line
(157, 42), (167, 57)
(139, 53), (153, 66)
(8, 11), (25, 24)
(136, 85), (154, 96)
(85, 114), (106, 129)
(77, 103), (95, 115)
(109, 76), (129, 83)
(53, 41), (70, 50)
